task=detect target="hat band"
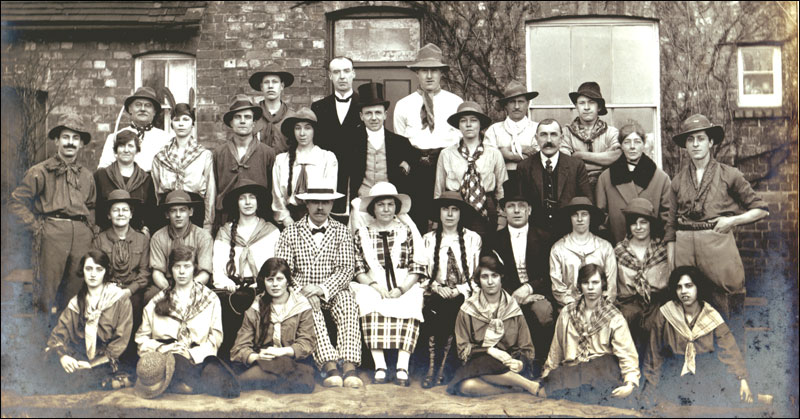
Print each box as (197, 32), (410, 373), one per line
(230, 101), (255, 111)
(304, 188), (335, 194)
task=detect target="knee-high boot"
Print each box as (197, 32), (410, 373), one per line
(421, 335), (437, 389)
(435, 335), (453, 386)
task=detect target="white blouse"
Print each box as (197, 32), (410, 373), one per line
(420, 228), (482, 298)
(271, 146), (338, 227)
(212, 223), (280, 289)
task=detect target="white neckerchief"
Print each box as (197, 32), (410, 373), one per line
(503, 116), (531, 158)
(335, 90), (353, 125)
(366, 127), (386, 150)
(540, 151), (560, 171)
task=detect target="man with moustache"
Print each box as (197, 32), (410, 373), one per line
(97, 87), (172, 172)
(250, 64), (295, 153)
(484, 80), (540, 182)
(275, 186), (362, 388)
(312, 57), (362, 219)
(10, 114), (96, 319)
(213, 95), (276, 233)
(668, 114), (768, 316)
(394, 43), (464, 232)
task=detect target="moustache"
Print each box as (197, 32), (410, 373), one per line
(544, 142), (556, 148)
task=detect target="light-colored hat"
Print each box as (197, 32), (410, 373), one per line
(47, 113), (91, 144)
(671, 113), (724, 148)
(359, 182), (411, 215)
(134, 351), (175, 399)
(159, 190), (202, 211)
(407, 43), (449, 70)
(499, 80), (539, 104)
(106, 189), (141, 208)
(447, 101), (492, 129)
(295, 187), (344, 201)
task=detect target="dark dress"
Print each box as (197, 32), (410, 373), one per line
(94, 162), (158, 232)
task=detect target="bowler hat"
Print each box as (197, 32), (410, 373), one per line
(408, 43), (450, 70)
(621, 197), (664, 229)
(106, 189), (141, 210)
(223, 94), (264, 127)
(222, 178), (269, 216)
(568, 82), (608, 116)
(249, 63), (295, 90)
(499, 80), (539, 104)
(47, 113), (91, 144)
(560, 196), (604, 227)
(357, 82), (390, 110)
(124, 86), (162, 115)
(447, 101), (493, 129)
(499, 177), (528, 207)
(359, 182), (411, 215)
(431, 191), (479, 224)
(280, 107), (318, 140)
(135, 351), (175, 399)
(159, 190), (202, 211)
(671, 113), (724, 148)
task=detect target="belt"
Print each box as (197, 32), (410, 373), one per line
(46, 213), (87, 222)
(677, 221), (716, 231)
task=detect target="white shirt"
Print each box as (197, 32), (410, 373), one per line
(540, 151), (560, 172)
(334, 90), (354, 125)
(393, 90), (463, 149)
(507, 224), (528, 265)
(271, 146), (338, 227)
(366, 127), (386, 150)
(307, 218), (330, 248)
(97, 127), (172, 171)
(484, 117), (539, 171)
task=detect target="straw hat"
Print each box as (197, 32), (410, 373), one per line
(359, 182), (411, 215)
(134, 351), (175, 399)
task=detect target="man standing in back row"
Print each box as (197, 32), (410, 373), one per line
(250, 63), (295, 153)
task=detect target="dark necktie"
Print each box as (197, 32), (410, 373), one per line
(378, 231), (397, 290)
(546, 158), (553, 174)
(335, 95), (352, 103)
(445, 247), (460, 288)
(311, 226), (326, 235)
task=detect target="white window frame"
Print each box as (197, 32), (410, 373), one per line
(134, 52), (197, 135)
(525, 17), (662, 166)
(737, 45), (782, 108)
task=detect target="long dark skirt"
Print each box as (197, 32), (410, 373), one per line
(30, 353), (115, 395)
(214, 286), (256, 361)
(652, 353), (746, 407)
(233, 356), (315, 394)
(170, 354), (240, 398)
(446, 353), (510, 395)
(544, 354), (624, 404)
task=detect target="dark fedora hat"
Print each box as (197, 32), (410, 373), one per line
(357, 82), (390, 110)
(249, 63), (295, 90)
(106, 189), (141, 209)
(499, 177), (528, 207)
(124, 86), (162, 114)
(280, 107), (318, 140)
(159, 190), (202, 211)
(408, 43), (449, 70)
(499, 80), (539, 104)
(222, 178), (269, 216)
(223, 94), (264, 128)
(621, 197), (664, 228)
(671, 113), (724, 148)
(447, 101), (493, 129)
(560, 196), (604, 227)
(568, 81), (608, 116)
(47, 113), (91, 144)
(431, 191), (479, 224)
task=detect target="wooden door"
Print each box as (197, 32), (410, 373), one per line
(352, 67), (418, 132)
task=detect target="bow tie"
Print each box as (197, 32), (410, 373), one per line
(335, 95), (352, 103)
(311, 226), (327, 235)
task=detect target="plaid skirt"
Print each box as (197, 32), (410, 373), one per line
(361, 313), (421, 352)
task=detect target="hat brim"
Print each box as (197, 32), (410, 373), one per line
(249, 71), (295, 90)
(295, 191), (345, 201)
(124, 96), (162, 114)
(560, 203), (605, 227)
(159, 198), (203, 211)
(447, 111), (493, 130)
(621, 209), (664, 228)
(134, 353), (175, 399)
(671, 125), (724, 148)
(359, 193), (412, 215)
(224, 106), (264, 127)
(430, 197), (479, 224)
(568, 92), (608, 116)
(106, 197), (142, 209)
(408, 61), (450, 71)
(223, 183), (269, 215)
(499, 91), (539, 104)
(281, 117), (318, 139)
(48, 125), (92, 144)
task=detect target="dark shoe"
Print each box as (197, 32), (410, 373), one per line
(372, 368), (389, 384)
(394, 368), (410, 387)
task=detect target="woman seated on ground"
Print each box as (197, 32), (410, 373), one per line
(135, 245), (239, 399)
(447, 252), (543, 397)
(213, 179), (280, 359)
(350, 182), (426, 386)
(642, 265), (754, 406)
(45, 250), (133, 392)
(542, 263), (640, 403)
(418, 191), (482, 388)
(230, 258), (316, 394)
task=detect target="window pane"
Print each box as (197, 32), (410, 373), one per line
(141, 60), (166, 95)
(335, 18), (420, 62)
(741, 47), (774, 72)
(611, 26), (657, 104)
(609, 108), (654, 132)
(167, 59), (195, 104)
(743, 74), (774, 95)
(530, 108), (574, 127)
(529, 26), (571, 105)
(570, 26), (612, 98)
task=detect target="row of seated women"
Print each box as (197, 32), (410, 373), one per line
(41, 182), (755, 406)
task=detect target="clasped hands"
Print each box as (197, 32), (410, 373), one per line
(512, 285), (545, 306)
(487, 347), (524, 373)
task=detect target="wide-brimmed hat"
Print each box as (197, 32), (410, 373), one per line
(568, 81), (608, 116)
(280, 107), (318, 139)
(499, 80), (539, 104)
(359, 182), (411, 215)
(295, 187), (344, 201)
(447, 101), (493, 129)
(621, 197), (663, 227)
(160, 190), (202, 211)
(222, 178), (269, 215)
(559, 196), (604, 227)
(135, 351), (175, 399)
(408, 43), (449, 70)
(106, 189), (141, 210)
(431, 191), (479, 223)
(357, 82), (390, 110)
(499, 177), (528, 207)
(671, 113), (724, 148)
(47, 113), (91, 144)
(124, 86), (162, 115)
(223, 94), (264, 127)
(248, 63), (295, 90)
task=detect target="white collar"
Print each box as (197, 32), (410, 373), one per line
(335, 90), (353, 100)
(366, 127), (385, 139)
(307, 217), (330, 231)
(540, 151), (560, 169)
(508, 223), (529, 238)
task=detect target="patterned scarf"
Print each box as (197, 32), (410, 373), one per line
(130, 122), (153, 145)
(107, 161), (149, 193)
(67, 283), (128, 361)
(154, 136), (205, 190)
(614, 237), (668, 304)
(660, 300), (724, 376)
(458, 140), (488, 217)
(416, 87), (437, 133)
(44, 154), (82, 188)
(460, 290), (522, 349)
(502, 116), (531, 158)
(567, 296), (618, 364)
(681, 158), (719, 221)
(216, 219), (278, 279)
(445, 247), (462, 288)
(566, 117), (608, 152)
(163, 282), (216, 348)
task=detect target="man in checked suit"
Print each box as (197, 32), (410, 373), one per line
(274, 186), (363, 388)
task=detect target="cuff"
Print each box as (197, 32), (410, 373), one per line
(318, 285), (330, 302)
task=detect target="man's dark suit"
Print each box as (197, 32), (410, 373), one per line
(311, 93), (361, 213)
(349, 127), (419, 198)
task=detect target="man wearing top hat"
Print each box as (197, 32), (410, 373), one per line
(213, 94), (276, 234)
(98, 86), (172, 172)
(394, 43), (464, 232)
(274, 186), (362, 389)
(668, 114), (768, 316)
(560, 81), (621, 196)
(250, 63), (295, 153)
(484, 80), (540, 183)
(312, 57), (362, 218)
(149, 190), (214, 291)
(10, 113), (97, 317)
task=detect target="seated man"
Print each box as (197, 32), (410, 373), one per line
(274, 186), (362, 388)
(149, 190), (213, 296)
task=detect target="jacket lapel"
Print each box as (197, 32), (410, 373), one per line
(556, 155), (568, 201)
(531, 153), (544, 203)
(614, 181), (640, 205)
